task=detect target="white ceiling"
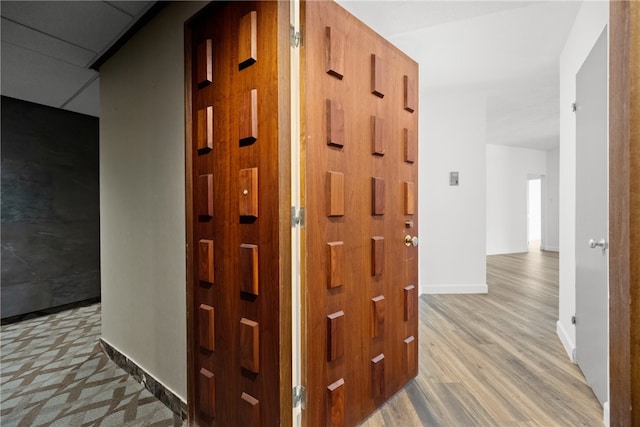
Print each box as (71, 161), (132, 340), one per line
(337, 0), (582, 151)
(1, 1), (580, 151)
(1, 1), (155, 117)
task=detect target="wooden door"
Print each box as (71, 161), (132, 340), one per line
(185, 2), (291, 426)
(302, 2), (419, 426)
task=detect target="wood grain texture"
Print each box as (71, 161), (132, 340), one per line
(239, 243), (259, 296)
(630, 4), (640, 422)
(326, 99), (345, 148)
(360, 252), (603, 427)
(371, 177), (385, 216)
(327, 378), (346, 427)
(239, 392), (259, 426)
(240, 318), (259, 373)
(197, 39), (212, 86)
(327, 310), (345, 362)
(403, 285), (416, 322)
(198, 174), (213, 219)
(371, 295), (385, 338)
(197, 106), (213, 152)
(239, 167), (258, 218)
(303, 2), (419, 424)
(371, 115), (385, 156)
(371, 354), (385, 399)
(403, 127), (416, 164)
(198, 368), (215, 418)
(238, 11), (257, 70)
(199, 304), (215, 351)
(198, 239), (214, 284)
(609, 2), (640, 425)
(403, 75), (416, 113)
(404, 181), (415, 216)
(187, 3), (289, 424)
(404, 335), (416, 375)
(327, 171), (345, 217)
(371, 236), (384, 276)
(370, 54), (385, 98)
(239, 89), (258, 145)
(184, 23), (196, 421)
(326, 26), (345, 80)
(327, 241), (344, 289)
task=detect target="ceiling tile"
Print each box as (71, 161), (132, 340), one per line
(1, 1), (131, 52)
(64, 77), (100, 117)
(1, 42), (98, 109)
(104, 1), (154, 17)
(1, 18), (96, 67)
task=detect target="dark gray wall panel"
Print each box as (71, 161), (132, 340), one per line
(1, 96), (100, 318)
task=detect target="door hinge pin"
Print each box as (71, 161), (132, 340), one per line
(290, 25), (303, 48)
(571, 315), (576, 325)
(291, 207), (305, 228)
(293, 385), (306, 408)
(571, 102), (577, 112)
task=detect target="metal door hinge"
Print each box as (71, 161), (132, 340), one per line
(571, 102), (577, 112)
(292, 207), (305, 227)
(293, 385), (306, 408)
(571, 315), (576, 325)
(290, 25), (303, 48)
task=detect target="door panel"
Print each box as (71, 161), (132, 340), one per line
(302, 2), (419, 425)
(575, 27), (608, 406)
(186, 2), (290, 425)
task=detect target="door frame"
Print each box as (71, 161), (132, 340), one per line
(608, 1), (639, 425)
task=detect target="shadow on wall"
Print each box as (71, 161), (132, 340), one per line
(1, 96), (100, 320)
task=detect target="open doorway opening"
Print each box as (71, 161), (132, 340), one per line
(527, 176), (542, 251)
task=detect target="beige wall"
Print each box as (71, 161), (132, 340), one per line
(99, 1), (207, 401)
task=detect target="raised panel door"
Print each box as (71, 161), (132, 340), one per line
(186, 2), (291, 425)
(302, 2), (419, 425)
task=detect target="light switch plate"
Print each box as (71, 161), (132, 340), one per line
(450, 171), (459, 186)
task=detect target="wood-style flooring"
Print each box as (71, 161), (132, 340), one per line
(361, 250), (603, 426)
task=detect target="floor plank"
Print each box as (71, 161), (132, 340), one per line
(360, 251), (603, 426)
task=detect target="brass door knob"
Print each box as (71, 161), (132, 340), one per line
(404, 235), (419, 247)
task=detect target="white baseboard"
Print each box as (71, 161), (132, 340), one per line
(486, 247), (529, 256)
(542, 245), (560, 252)
(421, 283), (488, 295)
(556, 320), (576, 363)
(603, 401), (609, 427)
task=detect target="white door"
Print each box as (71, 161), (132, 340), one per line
(575, 27), (608, 406)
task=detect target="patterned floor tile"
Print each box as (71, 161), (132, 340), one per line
(0, 304), (183, 427)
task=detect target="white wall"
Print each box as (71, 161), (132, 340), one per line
(419, 87), (487, 294)
(544, 148), (560, 251)
(557, 1), (608, 364)
(486, 144), (547, 255)
(99, 1), (207, 402)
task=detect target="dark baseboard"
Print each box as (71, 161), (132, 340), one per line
(99, 338), (187, 421)
(1, 297), (101, 325)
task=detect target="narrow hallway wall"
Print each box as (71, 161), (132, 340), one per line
(99, 1), (207, 402)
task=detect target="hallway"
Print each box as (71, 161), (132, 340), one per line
(362, 251), (603, 426)
(0, 251), (602, 426)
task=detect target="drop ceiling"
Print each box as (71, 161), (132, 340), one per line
(1, 1), (156, 117)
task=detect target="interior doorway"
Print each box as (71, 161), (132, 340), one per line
(527, 176), (542, 251)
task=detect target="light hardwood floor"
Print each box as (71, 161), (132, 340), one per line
(361, 250), (603, 426)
